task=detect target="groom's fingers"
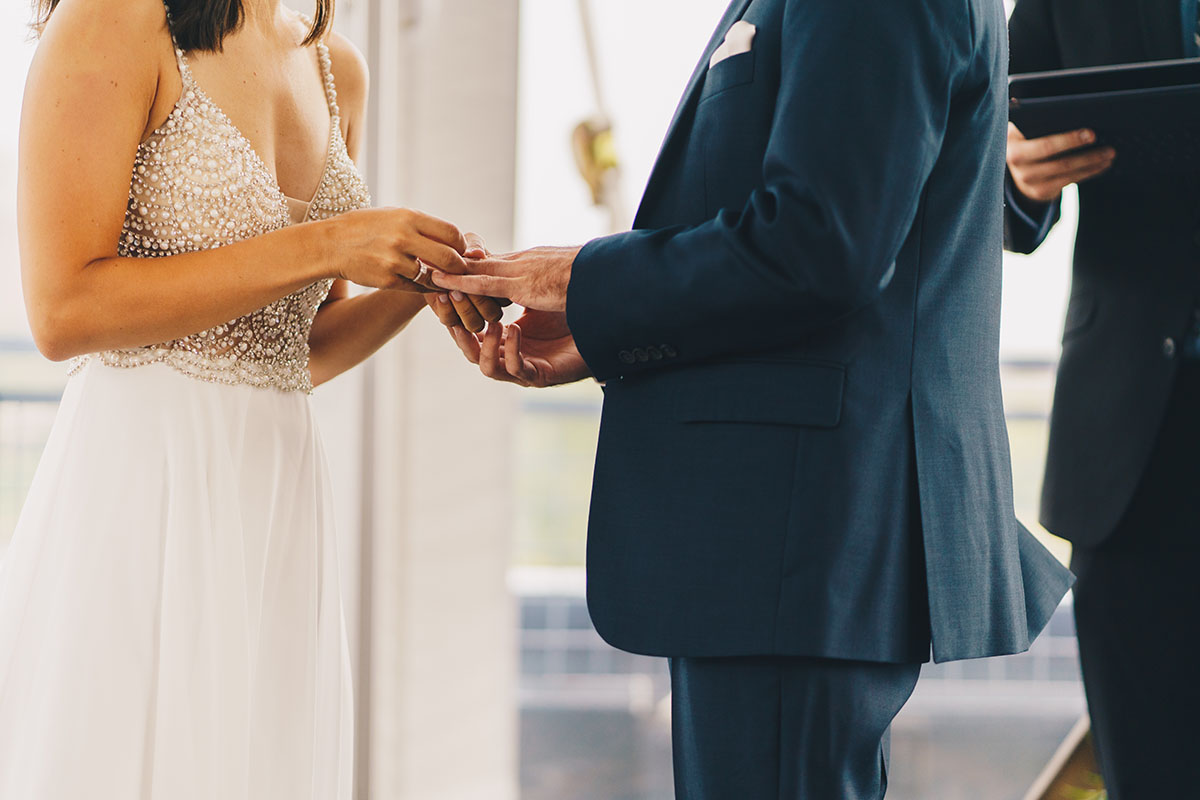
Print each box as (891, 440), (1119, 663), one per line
(430, 269), (512, 300)
(450, 292), (486, 333)
(470, 295), (505, 324)
(427, 294), (461, 328)
(505, 324), (535, 385)
(478, 322), (508, 380)
(477, 322), (500, 375)
(466, 256), (524, 276)
(471, 323), (527, 385)
(450, 325), (483, 365)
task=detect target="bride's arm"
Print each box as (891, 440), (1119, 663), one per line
(19, 0), (466, 363)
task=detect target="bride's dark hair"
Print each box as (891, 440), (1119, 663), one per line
(33, 0), (334, 51)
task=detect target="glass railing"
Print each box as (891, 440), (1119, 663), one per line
(0, 339), (64, 553)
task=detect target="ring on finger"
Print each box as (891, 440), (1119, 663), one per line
(414, 258), (434, 288)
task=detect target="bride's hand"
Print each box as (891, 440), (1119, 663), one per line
(321, 207), (471, 290)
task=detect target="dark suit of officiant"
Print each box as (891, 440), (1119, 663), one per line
(564, 0), (1073, 796)
(1006, 1), (1200, 796)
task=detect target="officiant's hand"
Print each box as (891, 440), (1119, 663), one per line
(446, 310), (591, 388)
(1007, 124), (1115, 204)
(429, 246), (582, 312)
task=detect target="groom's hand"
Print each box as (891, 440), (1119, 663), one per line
(445, 310), (592, 388)
(421, 232), (508, 333)
(430, 246), (582, 313)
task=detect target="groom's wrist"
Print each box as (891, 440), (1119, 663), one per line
(566, 235), (638, 382)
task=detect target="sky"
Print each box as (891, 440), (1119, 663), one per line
(0, 0), (1073, 361)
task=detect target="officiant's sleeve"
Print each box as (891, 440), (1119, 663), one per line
(1004, 176), (1062, 255)
(1004, 0), (1065, 255)
(565, 0), (971, 382)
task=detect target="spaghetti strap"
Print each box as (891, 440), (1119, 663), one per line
(161, 1), (194, 86)
(314, 40), (341, 123)
(295, 12), (341, 121)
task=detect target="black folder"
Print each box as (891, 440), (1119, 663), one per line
(1009, 58), (1200, 176)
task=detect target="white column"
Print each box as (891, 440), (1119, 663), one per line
(360, 1), (522, 799)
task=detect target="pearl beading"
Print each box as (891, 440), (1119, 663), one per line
(71, 22), (371, 394)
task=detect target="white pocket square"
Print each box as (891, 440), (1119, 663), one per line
(709, 20), (756, 68)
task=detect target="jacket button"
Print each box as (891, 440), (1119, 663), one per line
(1164, 337), (1177, 359)
(647, 346), (664, 361)
(618, 350), (636, 365)
(661, 344), (678, 359)
(633, 348), (649, 363)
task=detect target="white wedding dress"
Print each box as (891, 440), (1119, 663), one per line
(0, 12), (369, 799)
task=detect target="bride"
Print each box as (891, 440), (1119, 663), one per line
(0, 0), (496, 796)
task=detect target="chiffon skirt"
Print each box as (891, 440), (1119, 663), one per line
(0, 362), (353, 799)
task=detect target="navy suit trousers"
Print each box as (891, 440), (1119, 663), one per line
(669, 657), (921, 799)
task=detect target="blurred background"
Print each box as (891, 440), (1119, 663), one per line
(0, 0), (1084, 798)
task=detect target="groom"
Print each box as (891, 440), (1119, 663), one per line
(434, 0), (1074, 795)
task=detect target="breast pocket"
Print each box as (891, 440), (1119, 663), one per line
(699, 51), (756, 104)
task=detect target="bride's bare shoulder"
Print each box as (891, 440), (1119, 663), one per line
(39, 0), (171, 53)
(29, 0), (174, 127)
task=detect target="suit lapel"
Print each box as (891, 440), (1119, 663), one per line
(633, 0), (755, 227)
(1141, 0), (1187, 60)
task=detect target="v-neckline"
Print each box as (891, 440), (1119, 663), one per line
(178, 52), (337, 223)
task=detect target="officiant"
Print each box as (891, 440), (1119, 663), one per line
(1005, 1), (1200, 797)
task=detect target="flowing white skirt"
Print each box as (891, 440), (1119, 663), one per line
(0, 362), (353, 799)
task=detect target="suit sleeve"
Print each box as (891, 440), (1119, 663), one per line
(566, 0), (969, 382)
(1004, 0), (1064, 254)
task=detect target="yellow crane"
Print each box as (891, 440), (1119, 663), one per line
(571, 0), (627, 234)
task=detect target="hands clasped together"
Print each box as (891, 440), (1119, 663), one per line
(335, 205), (590, 387)
(428, 241), (592, 388)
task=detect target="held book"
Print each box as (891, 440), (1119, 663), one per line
(1009, 58), (1200, 177)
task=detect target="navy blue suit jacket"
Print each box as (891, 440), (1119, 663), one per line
(567, 0), (1074, 664)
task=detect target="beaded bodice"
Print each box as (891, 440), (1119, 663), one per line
(72, 24), (371, 393)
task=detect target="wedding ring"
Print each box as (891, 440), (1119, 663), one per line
(415, 258), (432, 286)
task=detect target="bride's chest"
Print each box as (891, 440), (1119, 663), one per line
(120, 89), (369, 258)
